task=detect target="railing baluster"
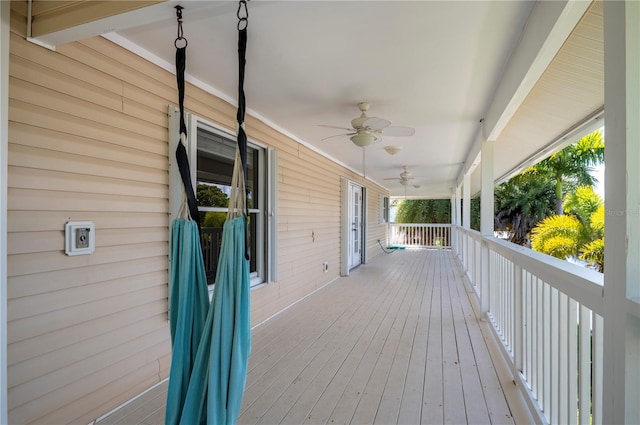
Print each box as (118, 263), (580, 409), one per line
(567, 297), (578, 425)
(578, 305), (591, 425)
(551, 288), (559, 424)
(544, 282), (551, 422)
(592, 313), (604, 425)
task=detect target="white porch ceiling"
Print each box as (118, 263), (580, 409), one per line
(42, 0), (603, 199)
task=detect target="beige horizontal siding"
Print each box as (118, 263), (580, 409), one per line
(7, 26), (389, 424)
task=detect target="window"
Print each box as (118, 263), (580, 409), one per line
(169, 108), (277, 288)
(380, 195), (389, 223)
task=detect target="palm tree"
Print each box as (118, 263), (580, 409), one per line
(533, 130), (604, 215)
(494, 170), (556, 245)
(530, 186), (605, 271)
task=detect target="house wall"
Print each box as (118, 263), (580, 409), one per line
(6, 8), (388, 424)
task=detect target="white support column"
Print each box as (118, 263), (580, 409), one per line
(603, 2), (640, 423)
(455, 185), (462, 228)
(480, 140), (494, 314)
(450, 194), (456, 251)
(455, 185), (462, 257)
(480, 141), (494, 237)
(462, 175), (471, 271)
(463, 174), (471, 229)
(0, 1), (9, 423)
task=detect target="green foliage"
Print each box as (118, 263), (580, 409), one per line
(590, 205), (605, 237)
(531, 215), (585, 259)
(494, 169), (556, 244)
(197, 184), (228, 207)
(203, 211), (226, 228)
(563, 186), (602, 227)
(580, 238), (605, 272)
(395, 199), (451, 223)
(530, 188), (605, 271)
(470, 197), (481, 231)
(533, 130), (604, 214)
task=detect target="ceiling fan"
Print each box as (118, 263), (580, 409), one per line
(384, 165), (415, 186)
(319, 102), (415, 147)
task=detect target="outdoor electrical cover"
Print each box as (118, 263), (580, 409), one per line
(65, 221), (95, 256)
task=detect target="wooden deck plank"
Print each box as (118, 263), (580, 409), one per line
(440, 252), (468, 425)
(96, 249), (531, 425)
(374, 254), (431, 424)
(397, 253), (434, 425)
(345, 254), (423, 425)
(276, 260), (405, 424)
(447, 255), (492, 424)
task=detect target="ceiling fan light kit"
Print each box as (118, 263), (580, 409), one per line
(319, 102), (415, 148)
(350, 132), (379, 147)
(384, 145), (402, 155)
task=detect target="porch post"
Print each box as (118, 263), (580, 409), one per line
(462, 174), (470, 229)
(462, 174), (471, 270)
(455, 185), (462, 257)
(450, 194), (455, 251)
(480, 141), (494, 314)
(0, 1), (9, 423)
(603, 2), (640, 424)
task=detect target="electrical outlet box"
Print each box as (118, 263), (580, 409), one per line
(65, 221), (95, 256)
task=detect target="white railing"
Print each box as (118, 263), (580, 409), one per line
(388, 223), (451, 248)
(455, 226), (604, 425)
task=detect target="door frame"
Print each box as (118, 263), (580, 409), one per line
(340, 178), (366, 276)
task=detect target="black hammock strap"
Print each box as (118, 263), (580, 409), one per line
(237, 21), (250, 261)
(175, 43), (201, 231)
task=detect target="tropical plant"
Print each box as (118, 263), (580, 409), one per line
(530, 215), (587, 258)
(580, 238), (605, 272)
(494, 170), (556, 245)
(563, 186), (602, 228)
(533, 130), (604, 215)
(395, 199), (451, 223)
(530, 186), (605, 271)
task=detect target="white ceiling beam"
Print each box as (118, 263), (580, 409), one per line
(459, 0), (592, 180)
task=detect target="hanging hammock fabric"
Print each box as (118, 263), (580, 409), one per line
(165, 4), (252, 424)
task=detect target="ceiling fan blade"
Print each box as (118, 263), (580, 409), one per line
(383, 177), (400, 180)
(318, 124), (355, 131)
(362, 117), (391, 131)
(384, 126), (415, 137)
(321, 132), (356, 141)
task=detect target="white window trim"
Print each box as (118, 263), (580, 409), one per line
(168, 106), (277, 287)
(379, 194), (389, 224)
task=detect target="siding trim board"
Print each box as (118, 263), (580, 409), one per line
(6, 25), (389, 424)
(1, 1), (10, 423)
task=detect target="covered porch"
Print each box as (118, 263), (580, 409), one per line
(97, 247), (533, 425)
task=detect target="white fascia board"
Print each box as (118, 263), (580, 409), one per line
(458, 0), (592, 184)
(484, 0), (592, 142)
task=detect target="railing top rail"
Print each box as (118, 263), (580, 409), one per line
(490, 235), (603, 314)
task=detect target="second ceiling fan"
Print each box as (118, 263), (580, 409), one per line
(320, 102), (415, 147)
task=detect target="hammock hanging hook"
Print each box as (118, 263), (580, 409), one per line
(237, 0), (248, 31)
(175, 5), (188, 48)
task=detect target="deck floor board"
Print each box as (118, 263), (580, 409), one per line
(97, 250), (533, 425)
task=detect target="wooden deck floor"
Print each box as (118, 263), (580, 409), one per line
(97, 249), (532, 425)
